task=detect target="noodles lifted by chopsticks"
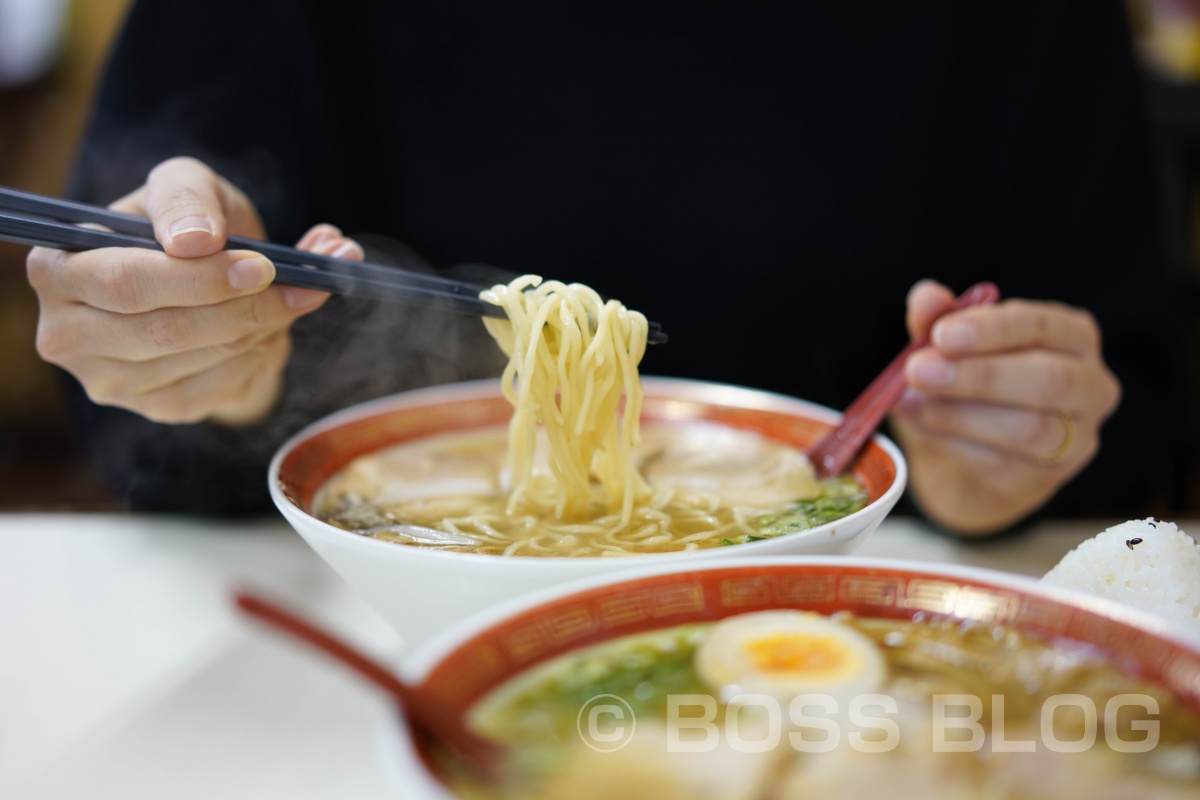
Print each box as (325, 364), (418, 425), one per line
(481, 275), (650, 524)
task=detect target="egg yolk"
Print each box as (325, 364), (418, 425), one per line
(746, 634), (852, 676)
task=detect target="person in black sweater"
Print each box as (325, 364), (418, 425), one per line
(25, 0), (1181, 533)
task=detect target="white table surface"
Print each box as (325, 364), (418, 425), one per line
(0, 512), (1181, 799)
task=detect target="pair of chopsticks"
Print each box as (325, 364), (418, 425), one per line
(0, 185), (667, 343)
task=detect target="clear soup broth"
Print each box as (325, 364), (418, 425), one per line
(316, 422), (866, 557)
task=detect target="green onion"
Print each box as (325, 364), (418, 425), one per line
(725, 476), (868, 545)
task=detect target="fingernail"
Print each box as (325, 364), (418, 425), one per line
(311, 227), (339, 248)
(906, 278), (940, 302)
(228, 257), (273, 290)
(934, 321), (976, 352)
(167, 216), (214, 241)
(285, 286), (327, 311)
(331, 240), (358, 259)
(912, 356), (955, 387)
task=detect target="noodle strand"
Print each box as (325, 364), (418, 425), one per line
(482, 276), (651, 525)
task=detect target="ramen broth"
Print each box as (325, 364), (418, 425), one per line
(442, 613), (1200, 799)
(316, 422), (867, 557)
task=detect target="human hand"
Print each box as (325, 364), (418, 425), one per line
(889, 279), (1121, 535)
(26, 157), (362, 426)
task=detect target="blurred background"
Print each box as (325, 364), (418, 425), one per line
(0, 0), (127, 508)
(1, 0), (1199, 511)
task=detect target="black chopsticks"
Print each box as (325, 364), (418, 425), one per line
(0, 186), (667, 343)
(0, 208), (500, 314)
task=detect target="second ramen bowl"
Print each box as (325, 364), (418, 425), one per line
(381, 556), (1200, 798)
(269, 377), (907, 648)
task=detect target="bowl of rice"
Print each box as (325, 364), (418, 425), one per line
(1042, 517), (1200, 637)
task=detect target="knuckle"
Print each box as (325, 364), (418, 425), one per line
(143, 311), (188, 353)
(92, 256), (144, 312)
(1032, 305), (1052, 342)
(244, 292), (285, 329)
(214, 332), (260, 357)
(138, 393), (200, 425)
(84, 375), (123, 407)
(999, 300), (1032, 337)
(1037, 356), (1075, 404)
(968, 358), (997, 394)
(53, 253), (84, 298)
(1032, 412), (1060, 450)
(1077, 311), (1102, 352)
(34, 322), (70, 363)
(174, 401), (210, 424)
(25, 247), (61, 293)
(160, 185), (208, 218)
(137, 402), (176, 424)
(38, 249), (77, 296)
(1010, 300), (1049, 344)
(1099, 369), (1122, 416)
(83, 385), (112, 407)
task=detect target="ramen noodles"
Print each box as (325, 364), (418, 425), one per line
(480, 275), (649, 524)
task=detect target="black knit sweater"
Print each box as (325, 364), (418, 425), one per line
(66, 0), (1184, 519)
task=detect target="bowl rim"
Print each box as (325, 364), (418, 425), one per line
(267, 376), (908, 567)
(398, 554), (1200, 682)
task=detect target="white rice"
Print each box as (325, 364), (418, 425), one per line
(1041, 518), (1200, 633)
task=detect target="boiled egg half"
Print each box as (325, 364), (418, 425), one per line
(695, 610), (886, 703)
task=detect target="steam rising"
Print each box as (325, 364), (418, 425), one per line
(242, 239), (514, 484)
(63, 102), (521, 511)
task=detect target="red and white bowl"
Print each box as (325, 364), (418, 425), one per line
(269, 378), (906, 649)
(382, 556), (1200, 798)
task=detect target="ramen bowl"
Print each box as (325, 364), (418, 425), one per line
(270, 377), (906, 649)
(383, 557), (1200, 799)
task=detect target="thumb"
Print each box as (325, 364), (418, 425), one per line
(142, 157), (234, 258)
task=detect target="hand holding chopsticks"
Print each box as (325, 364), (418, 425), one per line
(4, 159), (666, 425)
(15, 159), (375, 425)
